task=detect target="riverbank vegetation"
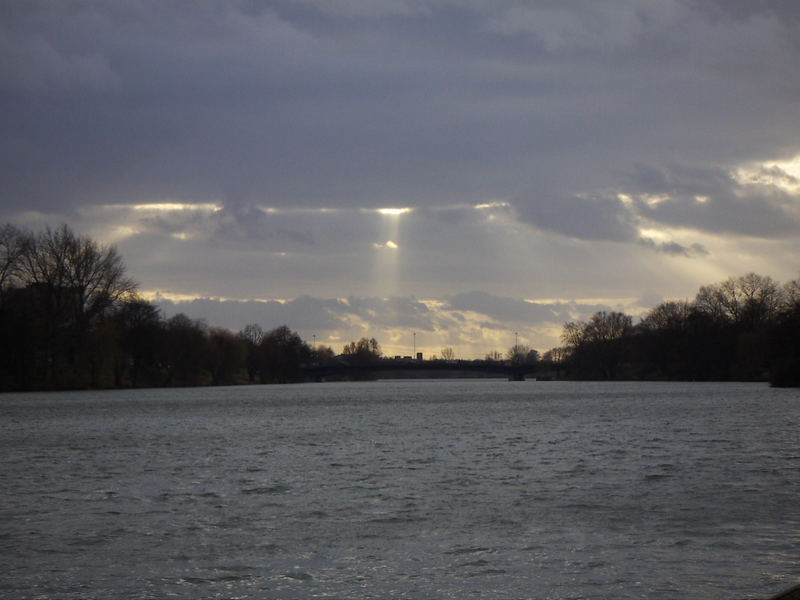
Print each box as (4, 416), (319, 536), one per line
(1, 224), (798, 390)
(547, 273), (800, 386)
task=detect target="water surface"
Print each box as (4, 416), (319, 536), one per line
(1, 380), (799, 599)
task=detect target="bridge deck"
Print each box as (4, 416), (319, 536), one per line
(303, 360), (548, 381)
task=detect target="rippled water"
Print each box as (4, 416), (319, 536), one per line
(1, 380), (799, 599)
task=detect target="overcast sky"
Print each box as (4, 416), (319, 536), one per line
(2, 0), (800, 357)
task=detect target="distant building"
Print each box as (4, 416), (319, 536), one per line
(416, 352), (423, 361)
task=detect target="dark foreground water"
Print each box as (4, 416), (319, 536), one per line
(1, 380), (799, 599)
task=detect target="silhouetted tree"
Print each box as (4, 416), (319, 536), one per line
(341, 337), (382, 363)
(111, 297), (164, 387)
(695, 273), (783, 328)
(562, 311), (632, 379)
(258, 325), (311, 383)
(634, 301), (694, 379)
(540, 347), (568, 378)
(207, 327), (246, 385)
(440, 347), (455, 360)
(0, 224), (25, 304)
(507, 344), (538, 365)
(693, 273), (786, 379)
(783, 277), (800, 308)
(768, 285), (800, 386)
(1, 224), (137, 387)
(0, 285), (39, 389)
(542, 347), (568, 365)
(239, 323), (264, 383)
(161, 314), (209, 386)
(311, 345), (335, 363)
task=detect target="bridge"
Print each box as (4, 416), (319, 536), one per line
(303, 359), (549, 382)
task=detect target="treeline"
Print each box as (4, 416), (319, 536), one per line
(0, 224), (338, 390)
(3, 224), (799, 390)
(544, 273), (800, 386)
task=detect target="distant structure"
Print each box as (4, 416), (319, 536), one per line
(416, 352), (423, 361)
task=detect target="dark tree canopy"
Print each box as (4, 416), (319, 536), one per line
(694, 273), (783, 328)
(550, 273), (800, 385)
(0, 224), (138, 388)
(341, 337), (382, 362)
(257, 325), (312, 383)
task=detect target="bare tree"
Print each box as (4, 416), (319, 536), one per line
(783, 276), (800, 309)
(311, 345), (335, 362)
(239, 323), (265, 382)
(506, 343), (531, 364)
(440, 346), (455, 360)
(639, 300), (694, 332)
(69, 233), (136, 322)
(112, 296), (163, 387)
(0, 224), (25, 300)
(695, 273), (782, 327)
(560, 320), (584, 351)
(14, 224), (137, 386)
(342, 337), (382, 359)
(259, 325), (312, 383)
(207, 327), (246, 386)
(240, 323), (264, 346)
(561, 311), (632, 379)
(161, 314), (209, 386)
(18, 224), (136, 322)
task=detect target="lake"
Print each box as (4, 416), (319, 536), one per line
(1, 380), (799, 599)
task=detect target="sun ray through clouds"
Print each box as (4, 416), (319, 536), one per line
(370, 208), (411, 298)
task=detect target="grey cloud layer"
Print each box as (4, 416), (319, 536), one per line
(2, 0), (800, 340)
(155, 295), (446, 344)
(3, 2), (800, 222)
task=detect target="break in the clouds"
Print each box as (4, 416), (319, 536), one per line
(2, 0), (800, 355)
(153, 290), (634, 359)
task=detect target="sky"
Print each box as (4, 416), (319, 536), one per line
(2, 0), (800, 358)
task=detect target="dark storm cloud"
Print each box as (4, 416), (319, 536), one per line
(3, 0), (800, 224)
(515, 193), (639, 243)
